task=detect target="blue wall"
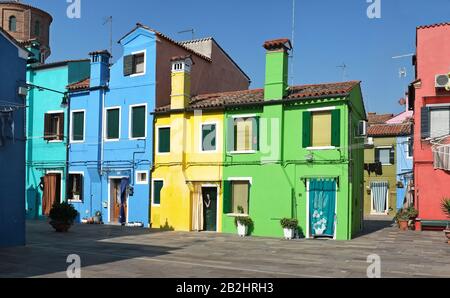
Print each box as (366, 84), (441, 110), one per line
(0, 32), (27, 246)
(69, 28), (156, 226)
(396, 136), (413, 210)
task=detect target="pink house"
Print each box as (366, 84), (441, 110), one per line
(410, 23), (450, 228)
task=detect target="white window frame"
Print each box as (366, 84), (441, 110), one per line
(129, 103), (147, 140)
(156, 125), (171, 155)
(45, 110), (64, 143)
(130, 49), (146, 78)
(68, 171), (84, 203)
(151, 179), (164, 207)
(228, 115), (258, 155)
(135, 170), (149, 185)
(226, 177), (253, 217)
(199, 121), (219, 153)
(70, 109), (86, 143)
(104, 106), (121, 142)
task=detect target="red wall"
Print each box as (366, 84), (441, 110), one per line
(413, 24), (450, 221)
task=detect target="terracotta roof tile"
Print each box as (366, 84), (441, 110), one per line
(367, 112), (394, 124)
(154, 81), (360, 113)
(417, 22), (450, 29)
(67, 78), (90, 91)
(263, 38), (292, 51)
(367, 123), (412, 137)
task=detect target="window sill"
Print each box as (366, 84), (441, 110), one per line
(104, 139), (120, 142)
(306, 146), (336, 151)
(129, 137), (147, 141)
(68, 200), (83, 203)
(228, 150), (257, 155)
(48, 140), (64, 143)
(129, 72), (145, 78)
(226, 213), (249, 217)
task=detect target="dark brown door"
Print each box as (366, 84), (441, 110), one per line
(110, 179), (127, 223)
(42, 173), (61, 216)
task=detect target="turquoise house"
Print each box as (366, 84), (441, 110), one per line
(26, 59), (90, 219)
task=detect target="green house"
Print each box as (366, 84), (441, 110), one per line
(26, 59), (90, 219)
(206, 39), (368, 240)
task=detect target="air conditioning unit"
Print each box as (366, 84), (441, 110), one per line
(357, 120), (367, 137)
(18, 86), (28, 97)
(365, 137), (374, 146)
(435, 74), (450, 88)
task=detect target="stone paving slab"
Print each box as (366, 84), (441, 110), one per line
(0, 219), (449, 278)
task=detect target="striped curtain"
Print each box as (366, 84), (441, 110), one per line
(371, 181), (389, 214)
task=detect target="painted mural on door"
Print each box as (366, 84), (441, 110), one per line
(309, 179), (337, 238)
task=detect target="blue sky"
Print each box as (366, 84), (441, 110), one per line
(28, 0), (450, 114)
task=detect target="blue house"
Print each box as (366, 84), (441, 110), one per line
(67, 24), (249, 226)
(0, 27), (29, 246)
(396, 135), (414, 209)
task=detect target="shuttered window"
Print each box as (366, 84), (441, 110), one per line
(106, 108), (120, 140)
(303, 109), (340, 148)
(233, 117), (258, 152)
(123, 52), (145, 76)
(158, 127), (170, 153)
(231, 181), (250, 214)
(44, 113), (64, 141)
(152, 180), (164, 205)
(71, 111), (84, 142)
(131, 105), (146, 139)
(375, 147), (394, 165)
(202, 124), (217, 151)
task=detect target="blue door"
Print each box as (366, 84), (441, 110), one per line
(309, 179), (337, 238)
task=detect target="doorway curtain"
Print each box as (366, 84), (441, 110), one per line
(192, 184), (204, 231)
(371, 181), (388, 214)
(309, 178), (336, 237)
(42, 175), (57, 216)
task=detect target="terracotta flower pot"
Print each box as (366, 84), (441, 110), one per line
(50, 221), (73, 233)
(444, 230), (450, 244)
(399, 220), (409, 231)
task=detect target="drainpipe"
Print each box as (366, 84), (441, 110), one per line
(100, 89), (105, 177)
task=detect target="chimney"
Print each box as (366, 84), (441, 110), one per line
(263, 38), (292, 100)
(89, 50), (111, 88)
(170, 55), (193, 110)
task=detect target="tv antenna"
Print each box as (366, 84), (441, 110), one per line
(289, 0), (296, 86)
(337, 63), (348, 81)
(392, 53), (414, 79)
(103, 16), (113, 57)
(178, 28), (195, 40)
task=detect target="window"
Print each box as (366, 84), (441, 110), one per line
(123, 51), (146, 76)
(105, 107), (120, 140)
(130, 105), (146, 139)
(407, 138), (413, 158)
(71, 110), (85, 142)
(201, 123), (217, 152)
(34, 20), (40, 36)
(230, 117), (258, 152)
(302, 109), (341, 148)
(9, 16), (16, 32)
(136, 171), (148, 185)
(158, 127), (170, 153)
(375, 147), (394, 165)
(44, 112), (64, 141)
(430, 109), (450, 139)
(230, 181), (250, 214)
(68, 174), (83, 202)
(152, 180), (164, 205)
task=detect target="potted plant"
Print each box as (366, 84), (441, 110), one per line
(441, 198), (450, 244)
(49, 202), (78, 233)
(280, 218), (298, 240)
(235, 216), (253, 237)
(94, 211), (102, 224)
(396, 210), (410, 231)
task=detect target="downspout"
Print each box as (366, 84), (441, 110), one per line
(100, 89), (105, 177)
(65, 92), (70, 203)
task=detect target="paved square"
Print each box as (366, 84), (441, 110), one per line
(0, 218), (449, 278)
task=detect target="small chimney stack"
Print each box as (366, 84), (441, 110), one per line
(263, 38), (292, 100)
(170, 55), (193, 110)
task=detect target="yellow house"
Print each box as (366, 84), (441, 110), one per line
(151, 55), (224, 232)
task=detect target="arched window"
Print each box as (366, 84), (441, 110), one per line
(9, 16), (17, 32)
(34, 20), (40, 36)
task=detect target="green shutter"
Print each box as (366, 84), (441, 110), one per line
(222, 181), (232, 214)
(302, 111), (312, 148)
(153, 181), (163, 205)
(202, 124), (216, 151)
(158, 127), (170, 153)
(72, 111), (84, 141)
(123, 55), (134, 76)
(252, 117), (259, 151)
(227, 118), (235, 152)
(107, 109), (120, 139)
(331, 109), (341, 147)
(132, 106), (146, 138)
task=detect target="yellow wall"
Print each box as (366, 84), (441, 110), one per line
(151, 111), (224, 232)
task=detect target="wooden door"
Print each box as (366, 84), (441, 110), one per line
(110, 179), (127, 223)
